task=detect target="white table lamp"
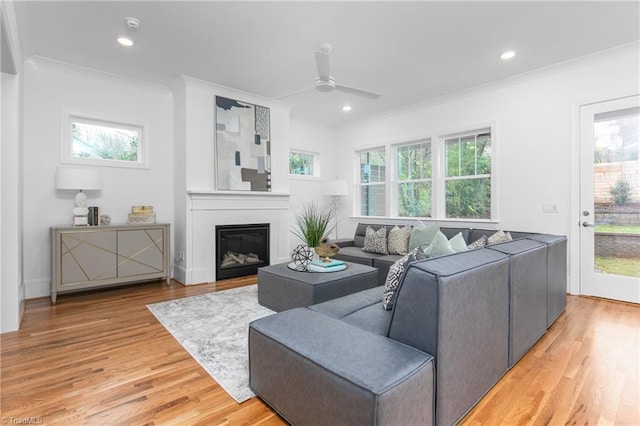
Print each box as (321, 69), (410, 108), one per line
(55, 167), (102, 225)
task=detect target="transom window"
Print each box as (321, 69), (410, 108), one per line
(358, 148), (386, 216)
(397, 140), (432, 217)
(289, 151), (317, 176)
(63, 114), (146, 168)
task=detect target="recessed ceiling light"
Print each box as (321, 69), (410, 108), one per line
(500, 50), (517, 60)
(342, 105), (352, 112)
(117, 36), (134, 47)
(116, 17), (140, 48)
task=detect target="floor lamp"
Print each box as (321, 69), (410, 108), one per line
(325, 180), (348, 239)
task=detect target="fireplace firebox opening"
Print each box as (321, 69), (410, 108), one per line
(215, 223), (270, 280)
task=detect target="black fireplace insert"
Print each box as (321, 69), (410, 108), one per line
(215, 223), (270, 280)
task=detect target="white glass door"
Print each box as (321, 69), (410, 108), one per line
(579, 95), (639, 303)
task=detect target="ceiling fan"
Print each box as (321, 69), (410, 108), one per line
(278, 43), (381, 100)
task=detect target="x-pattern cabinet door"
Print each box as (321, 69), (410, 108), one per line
(117, 228), (165, 278)
(60, 230), (117, 286)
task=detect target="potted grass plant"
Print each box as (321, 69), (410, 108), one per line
(291, 201), (336, 250)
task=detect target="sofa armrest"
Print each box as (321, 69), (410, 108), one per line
(330, 237), (354, 248)
(250, 308), (434, 425)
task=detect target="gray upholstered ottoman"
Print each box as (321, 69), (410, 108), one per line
(257, 262), (378, 311)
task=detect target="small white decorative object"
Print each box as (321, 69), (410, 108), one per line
(291, 245), (313, 271)
(100, 214), (111, 225)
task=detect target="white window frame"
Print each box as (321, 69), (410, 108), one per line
(62, 111), (148, 169)
(356, 147), (387, 217)
(352, 123), (497, 223)
(438, 127), (495, 221)
(289, 149), (320, 178)
(394, 139), (432, 218)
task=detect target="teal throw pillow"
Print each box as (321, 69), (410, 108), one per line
(408, 221), (438, 250)
(424, 231), (455, 258)
(449, 232), (469, 253)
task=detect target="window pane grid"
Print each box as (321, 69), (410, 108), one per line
(358, 149), (386, 216)
(444, 130), (492, 219)
(397, 141), (431, 217)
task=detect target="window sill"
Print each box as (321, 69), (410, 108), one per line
(348, 216), (499, 227)
(289, 175), (322, 181)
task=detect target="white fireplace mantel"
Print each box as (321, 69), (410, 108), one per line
(185, 191), (291, 284)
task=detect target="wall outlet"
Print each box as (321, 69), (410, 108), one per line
(176, 251), (185, 262)
(543, 203), (559, 213)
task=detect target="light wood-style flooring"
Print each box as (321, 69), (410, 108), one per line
(1, 277), (638, 425)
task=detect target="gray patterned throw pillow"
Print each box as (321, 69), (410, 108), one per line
(363, 226), (388, 254)
(467, 234), (487, 250)
(382, 246), (425, 310)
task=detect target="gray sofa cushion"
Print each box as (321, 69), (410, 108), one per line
(334, 246), (381, 266)
(488, 238), (548, 366)
(309, 287), (391, 336)
(527, 234), (568, 327)
(440, 226), (470, 242)
(249, 308), (435, 425)
(353, 223), (396, 248)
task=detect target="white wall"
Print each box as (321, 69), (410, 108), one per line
(1, 72), (24, 332)
(334, 44), (640, 294)
(288, 117), (339, 249)
(1, 0), (25, 333)
(22, 57), (174, 298)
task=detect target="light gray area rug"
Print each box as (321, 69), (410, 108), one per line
(147, 285), (274, 403)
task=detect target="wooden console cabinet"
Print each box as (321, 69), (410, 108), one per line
(50, 223), (171, 304)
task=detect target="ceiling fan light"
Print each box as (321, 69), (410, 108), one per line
(117, 36), (134, 47)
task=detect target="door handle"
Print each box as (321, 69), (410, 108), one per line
(582, 222), (595, 227)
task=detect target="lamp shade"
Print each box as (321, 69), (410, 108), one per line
(325, 180), (348, 196)
(55, 167), (102, 191)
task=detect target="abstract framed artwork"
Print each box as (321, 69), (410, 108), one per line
(215, 96), (271, 191)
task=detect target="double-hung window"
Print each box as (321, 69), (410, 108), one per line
(397, 140), (432, 217)
(358, 148), (386, 216)
(444, 130), (492, 219)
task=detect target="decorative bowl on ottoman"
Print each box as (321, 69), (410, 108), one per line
(314, 242), (340, 262)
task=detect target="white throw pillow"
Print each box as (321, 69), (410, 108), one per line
(488, 230), (512, 245)
(387, 225), (411, 255)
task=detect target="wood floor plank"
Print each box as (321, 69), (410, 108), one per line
(1, 278), (638, 425)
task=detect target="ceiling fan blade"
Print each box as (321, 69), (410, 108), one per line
(334, 84), (381, 100)
(275, 85), (314, 100)
(314, 50), (331, 80)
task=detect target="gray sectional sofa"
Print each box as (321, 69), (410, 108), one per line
(249, 223), (567, 425)
(333, 223), (536, 286)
